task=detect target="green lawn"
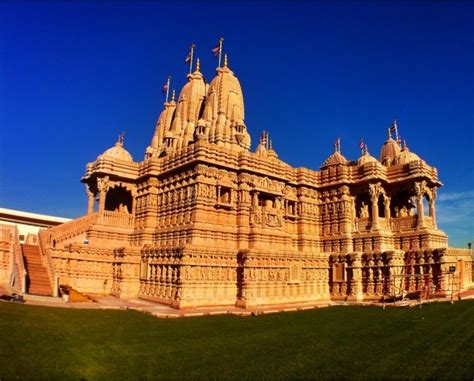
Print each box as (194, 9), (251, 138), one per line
(1, 301), (473, 380)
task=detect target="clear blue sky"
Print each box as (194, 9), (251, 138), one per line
(0, 1), (472, 247)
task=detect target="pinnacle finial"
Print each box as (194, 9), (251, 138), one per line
(196, 58), (200, 72)
(117, 132), (125, 146)
(171, 89), (176, 102)
(223, 54), (228, 67)
(387, 128), (391, 140)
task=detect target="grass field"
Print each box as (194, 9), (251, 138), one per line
(1, 301), (474, 380)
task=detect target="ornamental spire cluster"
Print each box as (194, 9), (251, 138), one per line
(145, 47), (250, 159)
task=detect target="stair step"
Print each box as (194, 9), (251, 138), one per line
(21, 244), (53, 297)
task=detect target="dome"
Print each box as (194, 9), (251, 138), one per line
(357, 150), (378, 166)
(393, 146), (420, 165)
(321, 151), (348, 168)
(380, 137), (401, 166)
(99, 139), (133, 162)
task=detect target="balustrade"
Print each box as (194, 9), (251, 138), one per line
(98, 211), (134, 227)
(390, 216), (417, 231)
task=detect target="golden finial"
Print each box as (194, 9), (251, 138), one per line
(196, 58), (200, 72)
(171, 89), (176, 102)
(223, 54), (228, 67)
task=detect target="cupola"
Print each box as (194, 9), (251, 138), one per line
(99, 134), (133, 162)
(321, 138), (348, 168)
(393, 140), (421, 165)
(357, 145), (378, 166)
(380, 121), (401, 166)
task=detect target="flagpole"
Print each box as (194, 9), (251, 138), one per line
(218, 37), (224, 68)
(165, 76), (171, 103)
(189, 44), (196, 74)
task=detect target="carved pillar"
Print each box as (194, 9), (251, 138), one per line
(350, 254), (364, 302)
(86, 185), (95, 215)
(415, 181), (426, 228)
(384, 196), (391, 220)
(429, 188), (437, 228)
(367, 256), (374, 295)
(369, 183), (381, 231)
(97, 176), (109, 213)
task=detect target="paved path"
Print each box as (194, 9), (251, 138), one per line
(2, 288), (474, 319)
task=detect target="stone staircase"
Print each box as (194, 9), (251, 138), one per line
(21, 244), (53, 296)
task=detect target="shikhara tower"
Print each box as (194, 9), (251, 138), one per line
(33, 55), (471, 307)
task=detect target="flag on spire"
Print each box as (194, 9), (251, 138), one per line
(162, 80), (169, 94)
(162, 76), (171, 102)
(212, 42), (221, 57)
(358, 139), (365, 150)
(184, 50), (192, 64)
(212, 37), (224, 67)
(334, 137), (341, 152)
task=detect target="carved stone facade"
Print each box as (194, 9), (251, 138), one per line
(39, 58), (473, 308)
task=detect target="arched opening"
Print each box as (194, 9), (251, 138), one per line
(378, 194), (385, 218)
(423, 195), (430, 216)
(105, 186), (133, 213)
(390, 190), (416, 218)
(355, 192), (371, 218)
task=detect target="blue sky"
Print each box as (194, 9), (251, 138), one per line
(0, 1), (472, 247)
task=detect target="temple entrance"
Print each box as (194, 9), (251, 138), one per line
(105, 186), (133, 213)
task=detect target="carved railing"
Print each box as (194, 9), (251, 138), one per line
(390, 216), (417, 231)
(97, 211), (134, 228)
(25, 233), (38, 245)
(354, 217), (371, 232)
(38, 230), (59, 296)
(423, 216), (434, 228)
(10, 226), (27, 293)
(445, 247), (472, 257)
(47, 212), (99, 244)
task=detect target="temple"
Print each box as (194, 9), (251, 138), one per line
(1, 55), (472, 308)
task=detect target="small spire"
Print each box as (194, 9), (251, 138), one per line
(117, 132), (125, 146)
(223, 54), (228, 68)
(269, 140), (273, 150)
(334, 137), (341, 153)
(171, 89), (176, 102)
(259, 130), (269, 149)
(387, 128), (391, 140)
(195, 58), (200, 72)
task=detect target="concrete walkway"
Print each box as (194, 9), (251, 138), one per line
(2, 288), (474, 319)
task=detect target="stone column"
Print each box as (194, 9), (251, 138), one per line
(350, 253), (364, 302)
(97, 177), (109, 213)
(429, 188), (437, 228)
(86, 185), (95, 215)
(384, 196), (391, 220)
(415, 181), (426, 228)
(370, 196), (379, 230)
(369, 183), (382, 231)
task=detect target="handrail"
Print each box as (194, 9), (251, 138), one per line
(38, 230), (58, 297)
(11, 226), (27, 293)
(47, 212), (99, 246)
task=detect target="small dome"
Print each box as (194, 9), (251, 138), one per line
(99, 138), (133, 162)
(321, 151), (348, 168)
(380, 137), (401, 166)
(393, 146), (420, 165)
(357, 150), (378, 166)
